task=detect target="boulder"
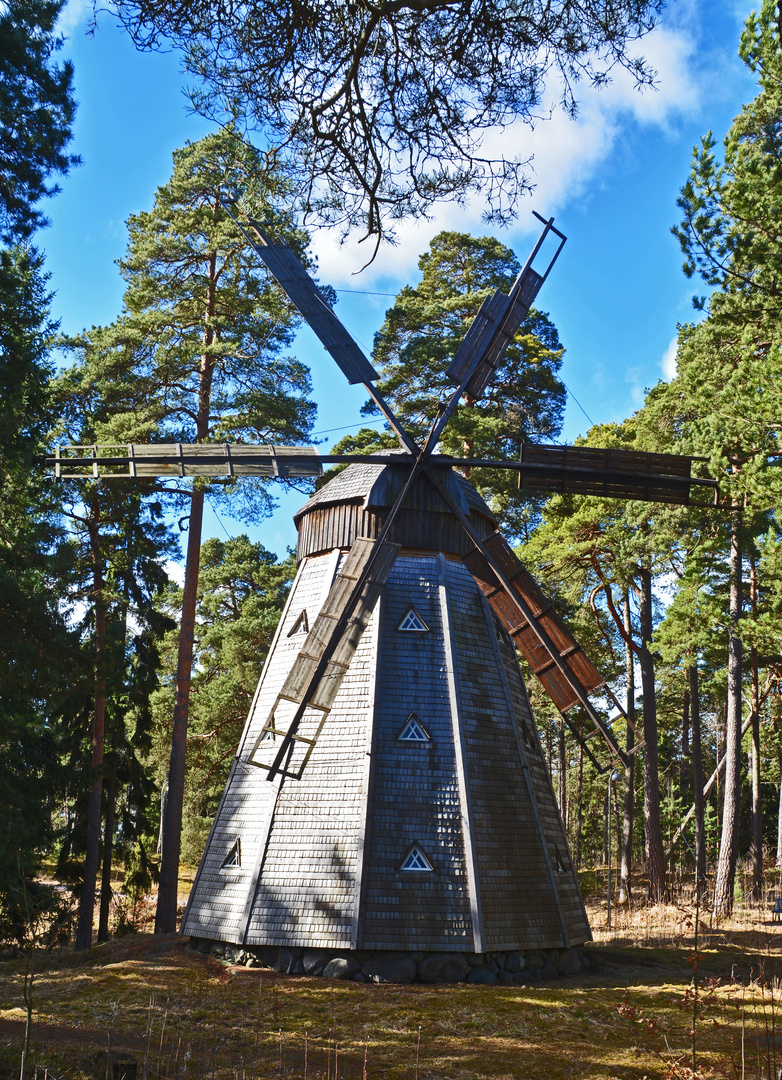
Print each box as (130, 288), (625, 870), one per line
(467, 967), (499, 986)
(418, 954), (470, 984)
(504, 951), (525, 974)
(558, 947), (582, 976)
(274, 948), (297, 974)
(303, 950), (325, 976)
(363, 953), (417, 984)
(323, 956), (362, 979)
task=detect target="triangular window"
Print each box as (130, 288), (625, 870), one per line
(397, 607), (429, 632)
(288, 610), (309, 637)
(554, 846), (567, 874)
(259, 714), (280, 743)
(398, 713), (430, 743)
(400, 844), (433, 872)
(520, 717), (535, 751)
(494, 616), (507, 644)
(221, 839), (241, 869)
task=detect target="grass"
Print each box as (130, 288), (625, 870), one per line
(4, 892), (782, 1079)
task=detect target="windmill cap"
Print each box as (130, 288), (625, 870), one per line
(294, 453), (497, 562)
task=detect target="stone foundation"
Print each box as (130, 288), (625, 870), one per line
(190, 939), (589, 985)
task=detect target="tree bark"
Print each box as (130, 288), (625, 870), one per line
(155, 262), (216, 935)
(557, 717), (567, 827)
(75, 506), (107, 951)
(681, 687), (690, 806)
(619, 590), (635, 904)
(638, 565), (666, 901)
(575, 740), (583, 871)
(97, 750), (118, 942)
(777, 750), (782, 869)
(749, 549), (763, 902)
(713, 509), (743, 918)
(689, 664), (707, 888)
(155, 485), (205, 934)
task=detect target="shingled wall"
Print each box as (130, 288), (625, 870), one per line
(182, 461), (591, 957)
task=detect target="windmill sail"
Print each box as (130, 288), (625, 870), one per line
(249, 536), (401, 778)
(49, 443), (323, 479)
(221, 208), (379, 386)
(515, 443), (705, 506)
(463, 534), (604, 710)
(445, 216), (566, 402)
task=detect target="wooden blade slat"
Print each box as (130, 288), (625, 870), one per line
(49, 443), (323, 479)
(279, 537), (399, 710)
(517, 444), (694, 505)
(446, 267), (545, 401)
(238, 220), (379, 386)
(463, 532), (604, 713)
(446, 290), (511, 386)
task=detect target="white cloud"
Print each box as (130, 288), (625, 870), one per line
(163, 558), (185, 586)
(310, 14), (702, 287)
(56, 0), (92, 36)
(661, 336), (679, 380)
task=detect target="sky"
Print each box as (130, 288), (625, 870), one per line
(45, 0), (760, 559)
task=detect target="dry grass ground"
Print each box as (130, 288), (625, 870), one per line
(4, 893), (782, 1080)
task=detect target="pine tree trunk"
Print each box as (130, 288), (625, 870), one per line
(638, 565), (666, 901)
(749, 549), (763, 903)
(749, 646), (762, 901)
(557, 718), (567, 827)
(681, 687), (690, 806)
(155, 486), (205, 934)
(689, 664), (707, 888)
(97, 750), (118, 942)
(713, 510), (743, 918)
(777, 753), (782, 869)
(575, 740), (583, 871)
(619, 590), (635, 904)
(76, 509), (107, 951)
(155, 256), (217, 935)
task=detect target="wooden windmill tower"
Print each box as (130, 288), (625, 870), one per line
(52, 211), (717, 978)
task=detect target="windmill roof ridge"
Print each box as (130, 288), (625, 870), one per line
(294, 453), (497, 527)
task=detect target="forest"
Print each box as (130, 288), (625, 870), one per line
(3, 0), (782, 958)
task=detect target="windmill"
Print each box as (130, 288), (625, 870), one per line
(52, 211), (718, 979)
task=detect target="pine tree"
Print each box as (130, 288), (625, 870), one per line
(0, 0), (80, 945)
(61, 128), (316, 937)
(0, 0), (79, 242)
(670, 0), (782, 914)
(0, 248), (80, 941)
(111, 0), (661, 244)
